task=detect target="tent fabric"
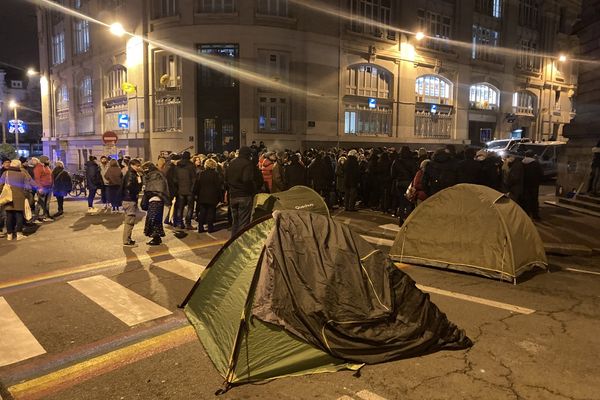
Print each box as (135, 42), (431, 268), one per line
(252, 211), (472, 364)
(184, 216), (360, 386)
(389, 184), (547, 281)
(251, 185), (329, 221)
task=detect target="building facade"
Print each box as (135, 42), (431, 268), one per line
(37, 0), (580, 169)
(559, 0), (600, 193)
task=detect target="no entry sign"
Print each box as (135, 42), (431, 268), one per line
(102, 131), (119, 145)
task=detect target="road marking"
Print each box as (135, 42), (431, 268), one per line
(565, 267), (600, 276)
(336, 396), (355, 400)
(360, 235), (394, 247)
(68, 276), (172, 326)
(416, 284), (535, 315)
(0, 297), (46, 367)
(8, 326), (196, 400)
(0, 240), (227, 294)
(153, 259), (205, 281)
(379, 223), (400, 232)
(356, 390), (388, 400)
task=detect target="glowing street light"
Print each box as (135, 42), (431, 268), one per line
(109, 22), (126, 37)
(558, 54), (567, 62)
(26, 68), (38, 77)
(415, 31), (425, 41)
(8, 100), (17, 109)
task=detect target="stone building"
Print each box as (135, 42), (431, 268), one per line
(560, 0), (600, 193)
(37, 0), (580, 168)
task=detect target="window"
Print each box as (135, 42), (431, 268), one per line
(154, 50), (182, 89)
(105, 65), (127, 99)
(199, 44), (238, 88)
(415, 75), (453, 105)
(414, 111), (452, 138)
(512, 91), (536, 115)
(10, 80), (23, 89)
(476, 0), (502, 18)
(56, 84), (69, 119)
(344, 105), (392, 136)
(346, 64), (391, 99)
(52, 31), (66, 65)
(257, 50), (289, 83)
(472, 25), (499, 62)
(258, 94), (289, 132)
(417, 9), (452, 52)
(78, 76), (93, 112)
(257, 0), (288, 17)
(196, 0), (235, 13)
(519, 0), (538, 28)
(517, 39), (540, 72)
(154, 51), (182, 132)
(73, 19), (90, 54)
(348, 0), (395, 40)
(469, 83), (500, 110)
(151, 0), (178, 19)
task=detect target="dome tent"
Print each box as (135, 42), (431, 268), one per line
(389, 184), (547, 283)
(182, 211), (471, 393)
(251, 185), (330, 221)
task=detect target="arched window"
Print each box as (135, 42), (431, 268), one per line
(56, 84), (69, 115)
(415, 75), (453, 105)
(346, 64), (391, 99)
(512, 91), (536, 115)
(105, 65), (127, 99)
(469, 83), (500, 110)
(78, 75), (93, 113)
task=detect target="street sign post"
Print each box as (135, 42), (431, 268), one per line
(102, 131), (119, 146)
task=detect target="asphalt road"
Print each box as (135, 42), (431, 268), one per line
(1, 189), (599, 400)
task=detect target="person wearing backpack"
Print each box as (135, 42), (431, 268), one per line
(423, 148), (458, 196)
(52, 161), (72, 217)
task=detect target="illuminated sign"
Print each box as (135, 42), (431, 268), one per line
(118, 113), (130, 129)
(368, 98), (377, 109)
(430, 104), (437, 114)
(8, 119), (26, 134)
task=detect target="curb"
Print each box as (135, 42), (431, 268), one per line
(543, 243), (593, 256)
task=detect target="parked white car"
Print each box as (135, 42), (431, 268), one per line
(485, 138), (532, 157)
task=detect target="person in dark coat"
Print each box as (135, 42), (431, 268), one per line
(423, 148), (459, 196)
(104, 159), (123, 212)
(522, 150), (543, 220)
(271, 152), (287, 194)
(477, 150), (503, 191)
(51, 161), (72, 217)
(343, 150), (361, 211)
(308, 152), (334, 206)
(457, 147), (481, 184)
(84, 156), (103, 212)
(163, 154), (180, 225)
(225, 147), (263, 237)
(391, 146), (417, 219)
(285, 153), (306, 188)
(590, 140), (600, 196)
(195, 158), (223, 233)
(121, 159), (143, 246)
(377, 152), (392, 213)
(142, 162), (171, 246)
(173, 151), (197, 230)
(503, 156), (524, 206)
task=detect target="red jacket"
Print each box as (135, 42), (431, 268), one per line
(34, 163), (53, 191)
(260, 158), (275, 191)
(413, 169), (428, 202)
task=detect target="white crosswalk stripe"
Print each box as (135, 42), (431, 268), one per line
(0, 297), (46, 367)
(378, 223), (401, 232)
(153, 259), (206, 281)
(68, 275), (172, 326)
(355, 390), (388, 400)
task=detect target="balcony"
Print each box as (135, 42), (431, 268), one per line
(513, 106), (534, 116)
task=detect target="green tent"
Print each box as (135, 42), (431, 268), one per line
(183, 216), (362, 390)
(251, 185), (329, 221)
(389, 184), (547, 283)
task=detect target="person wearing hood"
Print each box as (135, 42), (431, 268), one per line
(225, 146), (263, 237)
(33, 155), (54, 222)
(84, 156), (103, 213)
(0, 159), (32, 240)
(173, 151), (197, 230)
(284, 153), (306, 188)
(141, 162), (171, 246)
(194, 158), (222, 233)
(52, 161), (72, 217)
(423, 148), (458, 196)
(522, 150), (543, 220)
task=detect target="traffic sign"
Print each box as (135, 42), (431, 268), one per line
(118, 113), (130, 129)
(8, 119), (26, 134)
(102, 131), (119, 145)
(368, 98), (377, 109)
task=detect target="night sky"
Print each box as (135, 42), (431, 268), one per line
(0, 0), (39, 76)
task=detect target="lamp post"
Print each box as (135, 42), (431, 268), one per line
(9, 100), (19, 149)
(1, 101), (6, 144)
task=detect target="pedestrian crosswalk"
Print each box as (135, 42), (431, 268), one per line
(0, 257), (207, 368)
(337, 390), (388, 400)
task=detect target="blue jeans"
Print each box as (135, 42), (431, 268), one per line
(230, 196), (253, 237)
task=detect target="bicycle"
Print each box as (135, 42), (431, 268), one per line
(69, 172), (87, 197)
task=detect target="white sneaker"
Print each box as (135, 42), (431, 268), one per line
(15, 233), (27, 241)
(88, 207), (97, 213)
(6, 235), (14, 241)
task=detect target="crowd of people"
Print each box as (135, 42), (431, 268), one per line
(1, 140), (551, 244)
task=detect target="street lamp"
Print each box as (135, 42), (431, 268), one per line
(8, 101), (19, 149)
(558, 54), (567, 62)
(26, 68), (38, 77)
(415, 31), (425, 41)
(109, 22), (126, 37)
